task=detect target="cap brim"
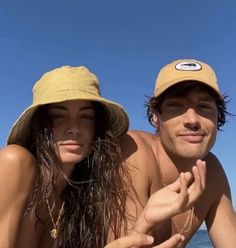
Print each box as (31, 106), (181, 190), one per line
(155, 77), (222, 98)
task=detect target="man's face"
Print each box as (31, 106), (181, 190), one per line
(153, 84), (218, 161)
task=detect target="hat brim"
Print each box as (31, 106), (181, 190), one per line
(7, 97), (129, 145)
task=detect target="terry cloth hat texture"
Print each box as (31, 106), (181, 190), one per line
(7, 66), (129, 145)
(154, 59), (222, 98)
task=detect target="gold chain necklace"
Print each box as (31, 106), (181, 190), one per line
(152, 135), (195, 235)
(45, 195), (65, 239)
(172, 206), (194, 234)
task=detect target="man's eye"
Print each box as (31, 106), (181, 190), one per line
(167, 102), (182, 107)
(198, 104), (212, 109)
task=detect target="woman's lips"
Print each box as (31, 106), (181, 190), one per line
(60, 141), (82, 151)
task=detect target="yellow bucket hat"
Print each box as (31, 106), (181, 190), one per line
(154, 59), (222, 98)
(7, 66), (129, 145)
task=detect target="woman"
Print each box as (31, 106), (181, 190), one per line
(2, 65), (130, 248)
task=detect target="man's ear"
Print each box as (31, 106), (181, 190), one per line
(151, 113), (159, 128)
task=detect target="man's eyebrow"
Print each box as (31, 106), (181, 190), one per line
(193, 93), (216, 102)
(198, 98), (215, 102)
(164, 95), (216, 104)
(164, 96), (182, 100)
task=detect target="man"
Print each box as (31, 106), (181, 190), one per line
(121, 59), (236, 247)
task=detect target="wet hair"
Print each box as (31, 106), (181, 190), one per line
(25, 101), (130, 248)
(145, 81), (230, 130)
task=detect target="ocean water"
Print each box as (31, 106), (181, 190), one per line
(187, 229), (213, 248)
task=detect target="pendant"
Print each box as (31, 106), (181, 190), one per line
(50, 228), (58, 239)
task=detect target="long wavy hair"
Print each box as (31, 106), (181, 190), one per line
(25, 102), (130, 248)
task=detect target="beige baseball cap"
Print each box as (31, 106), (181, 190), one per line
(154, 59), (222, 98)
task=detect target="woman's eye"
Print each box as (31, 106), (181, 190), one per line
(80, 114), (94, 120)
(50, 113), (65, 120)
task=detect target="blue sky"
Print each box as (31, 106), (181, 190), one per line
(0, 0), (235, 208)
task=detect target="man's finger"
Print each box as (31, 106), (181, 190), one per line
(105, 234), (154, 248)
(155, 234), (185, 248)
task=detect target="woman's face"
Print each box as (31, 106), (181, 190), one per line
(48, 100), (95, 168)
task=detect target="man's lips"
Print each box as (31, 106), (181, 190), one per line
(178, 132), (206, 143)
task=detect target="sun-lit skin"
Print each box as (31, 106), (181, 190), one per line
(152, 86), (218, 167)
(48, 100), (95, 172)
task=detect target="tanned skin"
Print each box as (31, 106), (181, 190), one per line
(121, 83), (236, 247)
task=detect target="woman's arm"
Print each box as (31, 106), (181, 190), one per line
(0, 145), (36, 248)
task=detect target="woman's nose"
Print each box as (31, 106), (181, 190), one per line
(65, 118), (80, 136)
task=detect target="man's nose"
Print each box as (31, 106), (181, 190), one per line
(183, 108), (201, 130)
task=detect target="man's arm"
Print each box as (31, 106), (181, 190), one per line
(0, 145), (35, 248)
(205, 155), (236, 247)
(120, 131), (159, 232)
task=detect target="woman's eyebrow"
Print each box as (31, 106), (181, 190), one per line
(79, 106), (94, 111)
(49, 106), (67, 111)
(49, 105), (95, 111)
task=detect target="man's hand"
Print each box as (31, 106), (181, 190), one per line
(105, 233), (184, 248)
(132, 159), (206, 233)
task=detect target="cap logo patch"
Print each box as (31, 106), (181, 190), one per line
(175, 61), (202, 71)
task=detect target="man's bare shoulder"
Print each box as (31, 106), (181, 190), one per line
(204, 152), (231, 200)
(203, 153), (236, 245)
(121, 131), (160, 203)
(121, 130), (158, 179)
(128, 130), (155, 141)
(121, 130), (155, 158)
(205, 152), (227, 176)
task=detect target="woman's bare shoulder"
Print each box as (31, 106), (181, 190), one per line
(0, 145), (37, 245)
(0, 144), (35, 162)
(0, 144), (36, 179)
